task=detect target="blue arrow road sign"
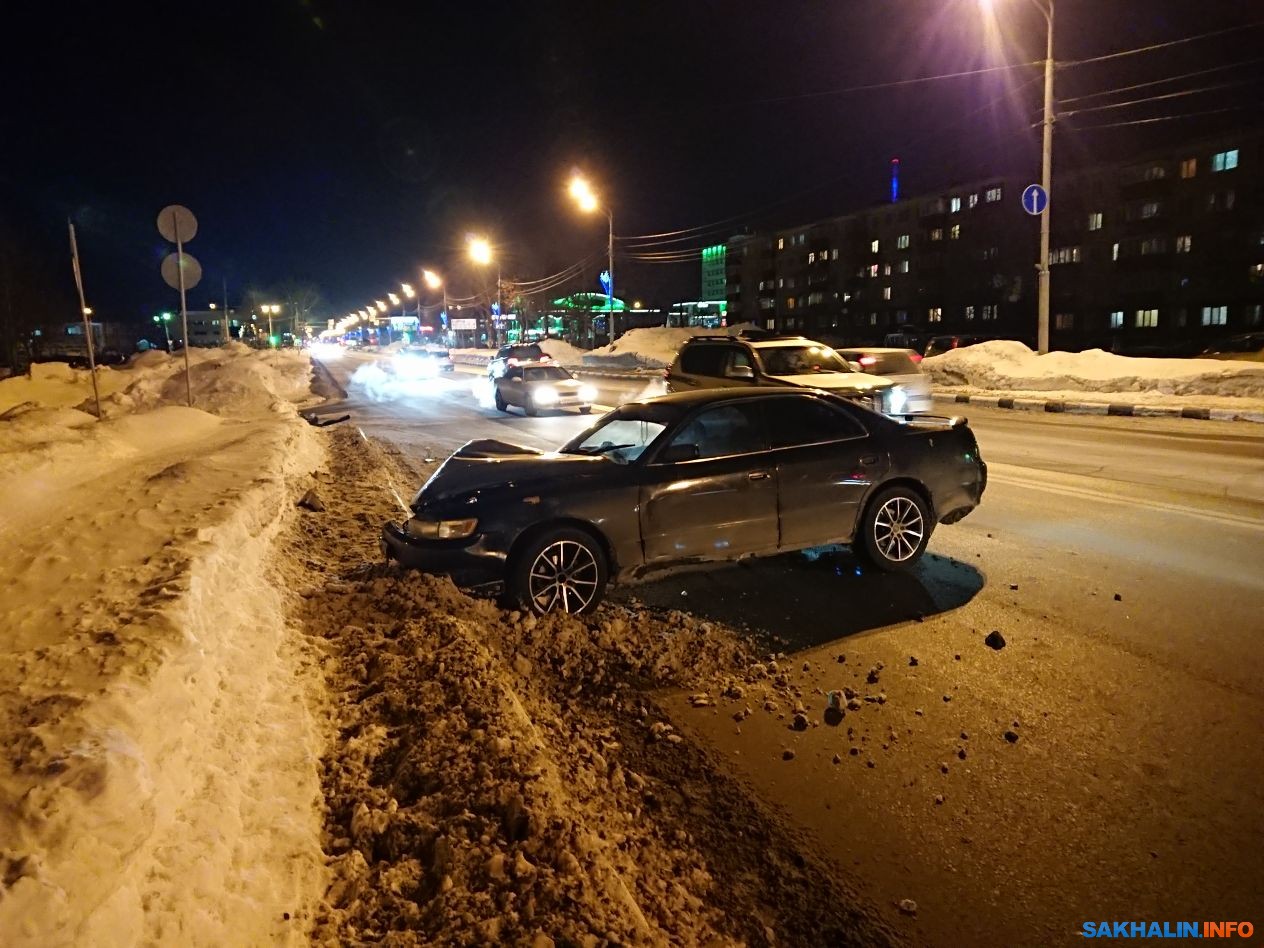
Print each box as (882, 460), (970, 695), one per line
(1022, 183), (1048, 216)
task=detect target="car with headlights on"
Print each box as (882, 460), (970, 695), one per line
(493, 362), (597, 415)
(390, 344), (454, 378)
(381, 387), (986, 614)
(835, 347), (932, 413)
(665, 333), (896, 412)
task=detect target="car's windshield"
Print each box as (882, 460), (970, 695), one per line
(758, 344), (852, 376)
(524, 366), (571, 381)
(842, 351), (920, 375)
(562, 405), (676, 464)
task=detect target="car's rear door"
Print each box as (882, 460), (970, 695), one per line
(760, 394), (888, 548)
(640, 402), (779, 563)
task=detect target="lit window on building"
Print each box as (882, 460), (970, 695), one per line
(1140, 201), (1161, 219)
(787, 297), (795, 310)
(950, 197), (962, 213)
(777, 278), (784, 288)
(777, 237), (784, 250)
(1140, 237), (1166, 255)
(1112, 242), (1121, 261)
(1201, 305), (1227, 326)
(1180, 158), (1197, 178)
(1252, 263), (1264, 278)
(897, 234), (910, 249)
(1135, 308), (1159, 328)
(982, 304), (998, 320)
(1248, 304), (1263, 326)
(931, 228), (943, 241)
(1211, 149), (1239, 172)
(1055, 313), (1074, 330)
(950, 224), (961, 240)
(868, 264), (879, 278)
(883, 263), (892, 276)
(870, 239), (879, 253)
(968, 193), (979, 209)
(797, 234), (806, 245)
(1143, 165), (1166, 181)
(898, 259), (909, 273)
(831, 249), (839, 260)
(869, 313), (878, 326)
(882, 286), (892, 300)
(1088, 212), (1103, 231)
(807, 252), (815, 264)
(1110, 310), (1124, 329)
(928, 307), (942, 323)
(1176, 235), (1192, 253)
(965, 305), (976, 321)
(982, 247), (998, 261)
(1050, 246), (1081, 265)
(985, 186), (1003, 203)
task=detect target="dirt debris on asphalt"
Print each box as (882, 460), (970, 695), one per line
(276, 427), (897, 947)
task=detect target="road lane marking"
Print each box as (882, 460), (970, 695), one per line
(986, 462), (1264, 532)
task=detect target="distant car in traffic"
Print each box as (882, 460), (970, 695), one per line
(665, 333), (896, 412)
(487, 343), (552, 379)
(923, 334), (992, 359)
(382, 386), (987, 614)
(835, 347), (932, 413)
(390, 344), (454, 377)
(1200, 332), (1264, 361)
(493, 362), (596, 415)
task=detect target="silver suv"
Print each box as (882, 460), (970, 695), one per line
(666, 334), (895, 411)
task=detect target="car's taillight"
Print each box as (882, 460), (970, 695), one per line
(508, 357), (519, 366)
(909, 353), (923, 363)
(540, 354), (551, 361)
(859, 356), (877, 366)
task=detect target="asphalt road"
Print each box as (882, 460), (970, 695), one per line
(316, 351), (1264, 945)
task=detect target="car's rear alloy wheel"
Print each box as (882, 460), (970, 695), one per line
(509, 528), (607, 615)
(494, 389), (508, 412)
(859, 487), (931, 571)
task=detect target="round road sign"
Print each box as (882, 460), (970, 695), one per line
(157, 204), (199, 243)
(161, 252), (202, 291)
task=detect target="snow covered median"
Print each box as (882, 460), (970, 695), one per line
(924, 340), (1264, 409)
(0, 348), (329, 945)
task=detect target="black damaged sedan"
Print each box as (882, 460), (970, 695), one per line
(382, 388), (986, 614)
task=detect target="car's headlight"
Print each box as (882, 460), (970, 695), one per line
(887, 386), (907, 413)
(578, 384), (598, 402)
(534, 386), (560, 404)
(405, 517), (478, 539)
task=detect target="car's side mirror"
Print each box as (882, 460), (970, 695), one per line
(659, 442), (700, 463)
(726, 364), (754, 380)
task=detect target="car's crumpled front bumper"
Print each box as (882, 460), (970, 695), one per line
(380, 521), (506, 580)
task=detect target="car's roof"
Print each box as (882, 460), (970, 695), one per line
(624, 386), (839, 409)
(835, 346), (916, 354)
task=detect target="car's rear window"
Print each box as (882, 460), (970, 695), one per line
(847, 352), (920, 375)
(516, 345), (543, 359)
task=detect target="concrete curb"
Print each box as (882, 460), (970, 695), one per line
(934, 392), (1264, 425)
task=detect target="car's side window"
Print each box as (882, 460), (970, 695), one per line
(724, 347), (754, 376)
(762, 396), (868, 449)
(679, 346), (725, 377)
(666, 404), (768, 460)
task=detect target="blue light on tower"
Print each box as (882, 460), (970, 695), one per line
(890, 157), (900, 203)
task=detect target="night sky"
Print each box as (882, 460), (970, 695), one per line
(3, 0), (1261, 328)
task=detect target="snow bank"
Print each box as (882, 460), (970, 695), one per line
(0, 353), (330, 944)
(0, 345), (319, 418)
(536, 336), (587, 364)
(924, 340), (1264, 399)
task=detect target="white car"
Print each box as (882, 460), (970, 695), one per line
(836, 347), (933, 413)
(493, 362), (597, 416)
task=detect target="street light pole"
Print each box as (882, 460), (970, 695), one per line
(606, 207), (615, 343)
(1037, 0), (1054, 354)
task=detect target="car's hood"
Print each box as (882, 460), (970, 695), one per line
(526, 378), (584, 390)
(413, 439), (606, 508)
(768, 371), (892, 391)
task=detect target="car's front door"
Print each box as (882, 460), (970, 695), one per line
(760, 394), (888, 548)
(499, 366), (525, 405)
(640, 402), (779, 563)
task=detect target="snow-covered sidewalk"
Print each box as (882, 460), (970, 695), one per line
(0, 349), (329, 946)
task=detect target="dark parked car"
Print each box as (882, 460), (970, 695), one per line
(487, 343), (552, 379)
(381, 387), (986, 614)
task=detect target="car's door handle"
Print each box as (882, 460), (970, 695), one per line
(748, 470), (771, 481)
(860, 454), (880, 465)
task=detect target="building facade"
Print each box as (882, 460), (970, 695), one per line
(724, 133), (1263, 353)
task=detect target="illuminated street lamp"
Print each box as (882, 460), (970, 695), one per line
(568, 173), (616, 343)
(421, 268), (449, 331)
(152, 311), (173, 351)
(980, 0), (1053, 353)
(467, 236), (501, 345)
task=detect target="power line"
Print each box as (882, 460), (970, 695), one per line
(1062, 76), (1264, 117)
(1058, 56), (1264, 106)
(1061, 21), (1264, 68)
(1068, 103), (1262, 130)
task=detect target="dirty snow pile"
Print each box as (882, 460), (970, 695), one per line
(0, 347), (329, 946)
(287, 427), (894, 947)
(924, 340), (1264, 405)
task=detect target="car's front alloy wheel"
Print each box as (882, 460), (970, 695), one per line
(494, 389), (508, 412)
(508, 528), (608, 615)
(858, 486), (931, 571)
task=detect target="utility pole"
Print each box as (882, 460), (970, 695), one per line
(606, 208), (615, 343)
(1037, 0), (1054, 354)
